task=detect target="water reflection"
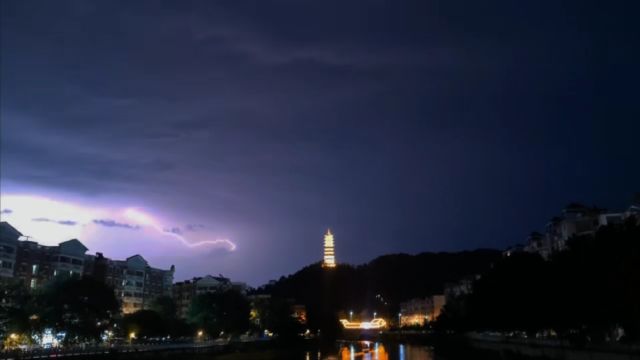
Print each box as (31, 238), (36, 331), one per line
(330, 341), (432, 360)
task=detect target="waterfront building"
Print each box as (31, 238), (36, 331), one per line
(430, 294), (446, 320)
(291, 304), (307, 324)
(248, 294), (272, 327)
(0, 221), (88, 289)
(510, 196), (640, 259)
(16, 239), (88, 290)
(399, 298), (430, 327)
(0, 222), (20, 280)
(172, 279), (196, 319)
(399, 294), (447, 327)
(84, 253), (174, 314)
(172, 275), (232, 319)
(0, 222), (173, 313)
(322, 229), (336, 268)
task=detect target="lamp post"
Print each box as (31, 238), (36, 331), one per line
(398, 313), (402, 329)
(129, 332), (136, 345)
(349, 311), (353, 321)
(373, 312), (377, 319)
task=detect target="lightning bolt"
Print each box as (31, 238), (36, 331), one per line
(123, 208), (236, 251)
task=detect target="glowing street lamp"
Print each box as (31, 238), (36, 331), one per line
(398, 313), (402, 328)
(349, 311), (353, 321)
(373, 312), (377, 319)
(129, 332), (136, 345)
(197, 330), (204, 338)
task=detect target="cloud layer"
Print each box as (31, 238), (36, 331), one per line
(92, 219), (140, 230)
(32, 217), (77, 226)
(2, 1), (640, 284)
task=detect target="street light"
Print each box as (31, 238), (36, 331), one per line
(129, 332), (136, 345)
(349, 311), (353, 321)
(398, 313), (402, 328)
(197, 330), (204, 338)
(373, 312), (377, 319)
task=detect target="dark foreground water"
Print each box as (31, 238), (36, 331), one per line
(200, 342), (438, 360)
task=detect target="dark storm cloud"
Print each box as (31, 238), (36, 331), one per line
(93, 219), (140, 230)
(57, 220), (78, 226)
(185, 224), (205, 232)
(31, 218), (77, 226)
(2, 0), (640, 284)
(163, 224), (205, 235)
(164, 227), (183, 235)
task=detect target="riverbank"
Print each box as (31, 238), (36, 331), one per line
(466, 333), (640, 360)
(0, 339), (281, 360)
(4, 334), (639, 360)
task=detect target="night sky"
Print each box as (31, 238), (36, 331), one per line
(1, 1), (639, 285)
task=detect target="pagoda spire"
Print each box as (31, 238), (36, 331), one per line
(323, 228), (336, 268)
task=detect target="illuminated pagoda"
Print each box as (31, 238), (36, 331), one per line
(322, 229), (336, 268)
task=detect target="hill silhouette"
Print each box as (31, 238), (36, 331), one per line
(257, 249), (501, 334)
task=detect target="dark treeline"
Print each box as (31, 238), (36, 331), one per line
(0, 277), (252, 345)
(437, 219), (640, 343)
(258, 250), (501, 335)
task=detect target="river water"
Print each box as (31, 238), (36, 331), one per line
(210, 341), (438, 360)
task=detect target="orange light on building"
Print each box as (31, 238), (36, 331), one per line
(339, 318), (387, 329)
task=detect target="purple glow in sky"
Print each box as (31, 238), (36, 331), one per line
(2, 1), (640, 286)
(0, 193), (236, 280)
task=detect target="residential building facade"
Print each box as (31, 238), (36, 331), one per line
(0, 222), (20, 280)
(399, 294), (447, 327)
(85, 254), (174, 314)
(511, 196), (640, 259)
(0, 222), (88, 289)
(172, 275), (231, 319)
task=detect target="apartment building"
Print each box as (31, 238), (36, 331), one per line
(85, 253), (174, 314)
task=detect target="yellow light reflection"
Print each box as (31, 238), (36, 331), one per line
(340, 342), (388, 360)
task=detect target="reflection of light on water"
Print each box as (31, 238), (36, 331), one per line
(399, 344), (405, 360)
(340, 342), (389, 360)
